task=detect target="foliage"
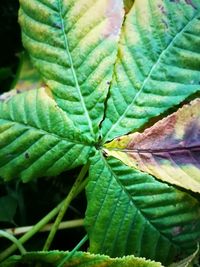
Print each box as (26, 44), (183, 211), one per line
(1, 251), (163, 267)
(105, 99), (200, 193)
(0, 0), (200, 266)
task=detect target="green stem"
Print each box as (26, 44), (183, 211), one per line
(43, 163), (89, 251)
(0, 231), (26, 255)
(4, 219), (84, 236)
(57, 235), (88, 267)
(0, 201), (63, 262)
(0, 164), (90, 263)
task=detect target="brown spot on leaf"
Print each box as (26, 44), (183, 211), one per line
(24, 152), (30, 159)
(158, 4), (167, 15)
(172, 226), (183, 236)
(53, 22), (62, 29)
(161, 19), (169, 29)
(103, 150), (108, 157)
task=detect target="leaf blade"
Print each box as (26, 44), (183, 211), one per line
(85, 152), (200, 265)
(19, 0), (124, 140)
(105, 98), (200, 193)
(102, 0), (200, 142)
(1, 251), (163, 267)
(0, 88), (93, 181)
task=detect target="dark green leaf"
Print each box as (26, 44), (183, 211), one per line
(85, 152), (200, 265)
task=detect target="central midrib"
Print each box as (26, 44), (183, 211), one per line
(100, 153), (180, 252)
(57, 0), (95, 138)
(103, 13), (199, 142)
(107, 145), (200, 154)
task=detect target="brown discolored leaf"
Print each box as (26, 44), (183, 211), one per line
(105, 99), (200, 193)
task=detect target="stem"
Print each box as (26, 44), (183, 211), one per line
(57, 235), (88, 267)
(0, 164), (89, 262)
(4, 219), (84, 236)
(43, 163), (89, 251)
(0, 201), (63, 262)
(0, 231), (26, 255)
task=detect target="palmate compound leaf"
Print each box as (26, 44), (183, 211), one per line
(85, 152), (200, 265)
(105, 98), (200, 193)
(101, 0), (200, 142)
(1, 251), (163, 267)
(5, 0), (200, 264)
(0, 88), (94, 182)
(18, 0), (124, 141)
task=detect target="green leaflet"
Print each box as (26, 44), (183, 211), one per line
(101, 0), (200, 142)
(13, 52), (43, 92)
(104, 98), (200, 193)
(1, 251), (163, 267)
(0, 52), (43, 102)
(85, 152), (200, 265)
(19, 0), (124, 140)
(0, 88), (94, 181)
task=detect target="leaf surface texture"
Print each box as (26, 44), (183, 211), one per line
(19, 0), (124, 140)
(102, 0), (200, 141)
(0, 88), (93, 181)
(85, 153), (200, 265)
(105, 99), (200, 193)
(1, 251), (163, 267)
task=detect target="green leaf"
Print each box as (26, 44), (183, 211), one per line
(0, 53), (44, 102)
(0, 88), (94, 182)
(18, 0), (124, 140)
(85, 152), (200, 265)
(104, 98), (200, 193)
(1, 251), (163, 267)
(0, 195), (17, 223)
(102, 0), (200, 142)
(13, 52), (44, 92)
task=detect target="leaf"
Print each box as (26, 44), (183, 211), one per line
(124, 0), (135, 14)
(101, 0), (200, 142)
(0, 53), (44, 102)
(1, 251), (163, 267)
(169, 245), (199, 267)
(13, 52), (44, 92)
(85, 152), (200, 265)
(18, 0), (124, 140)
(0, 88), (94, 182)
(105, 98), (200, 193)
(0, 195), (17, 223)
